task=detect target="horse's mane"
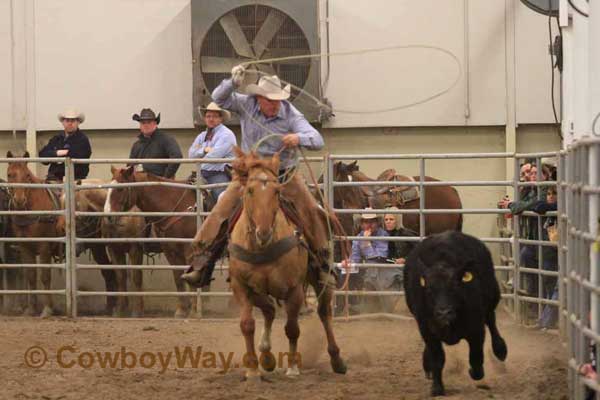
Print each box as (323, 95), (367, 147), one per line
(135, 171), (191, 185)
(246, 158), (276, 174)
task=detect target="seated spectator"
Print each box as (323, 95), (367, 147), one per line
(339, 209), (388, 314)
(383, 207), (419, 266)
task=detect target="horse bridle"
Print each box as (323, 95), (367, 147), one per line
(243, 169), (281, 240)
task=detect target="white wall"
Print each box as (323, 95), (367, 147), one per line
(0, 0), (193, 131)
(0, 0), (562, 131)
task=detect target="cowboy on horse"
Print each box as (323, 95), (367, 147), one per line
(182, 65), (336, 290)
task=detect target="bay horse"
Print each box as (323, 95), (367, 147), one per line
(6, 151), (67, 317)
(333, 161), (463, 235)
(229, 149), (346, 380)
(107, 166), (197, 318)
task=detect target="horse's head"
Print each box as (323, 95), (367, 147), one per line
(332, 160), (368, 210)
(6, 151), (33, 209)
(107, 165), (139, 217)
(238, 147), (282, 247)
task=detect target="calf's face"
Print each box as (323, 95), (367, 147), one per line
(419, 262), (474, 327)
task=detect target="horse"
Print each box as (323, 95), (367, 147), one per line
(107, 166), (198, 318)
(56, 182), (145, 317)
(100, 200), (145, 317)
(55, 181), (123, 316)
(0, 178), (21, 314)
(332, 161), (463, 235)
(6, 151), (67, 317)
(227, 149), (346, 380)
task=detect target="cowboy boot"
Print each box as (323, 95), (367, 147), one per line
(182, 228), (229, 287)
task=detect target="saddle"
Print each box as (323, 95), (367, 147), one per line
(373, 169), (420, 206)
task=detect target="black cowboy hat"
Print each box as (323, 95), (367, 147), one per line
(132, 108), (161, 124)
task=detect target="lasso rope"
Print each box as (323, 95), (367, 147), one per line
(230, 44), (462, 310)
(239, 44), (462, 114)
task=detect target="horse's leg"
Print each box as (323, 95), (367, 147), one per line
(164, 246), (190, 318)
(129, 244), (144, 317)
(108, 246), (128, 317)
(21, 248), (37, 316)
(91, 244), (117, 316)
(283, 285), (304, 377)
(231, 280), (260, 381)
(250, 293), (276, 373)
(308, 269), (347, 374)
(39, 246), (53, 318)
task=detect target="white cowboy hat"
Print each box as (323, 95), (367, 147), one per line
(541, 156), (557, 168)
(57, 108), (85, 123)
(198, 102), (231, 122)
(245, 75), (291, 101)
(361, 208), (378, 220)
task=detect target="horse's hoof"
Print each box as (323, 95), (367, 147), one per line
(286, 366), (300, 377)
(259, 351), (276, 372)
(331, 357), (347, 374)
(40, 306), (53, 319)
(174, 307), (187, 319)
(23, 307), (36, 317)
(244, 370), (262, 383)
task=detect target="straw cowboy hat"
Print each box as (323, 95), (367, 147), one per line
(360, 208), (379, 220)
(132, 108), (160, 124)
(57, 108), (85, 123)
(198, 102), (231, 122)
(246, 75), (291, 101)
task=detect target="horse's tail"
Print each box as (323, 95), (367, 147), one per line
(456, 213), (463, 232)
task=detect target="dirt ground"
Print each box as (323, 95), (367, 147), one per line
(1, 310), (567, 400)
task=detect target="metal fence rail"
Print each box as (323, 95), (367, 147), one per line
(561, 138), (600, 399)
(0, 152), (562, 324)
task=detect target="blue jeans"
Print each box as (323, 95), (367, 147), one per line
(201, 170), (231, 200)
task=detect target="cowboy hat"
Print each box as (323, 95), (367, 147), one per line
(245, 75), (291, 101)
(361, 208), (378, 220)
(198, 102), (231, 122)
(132, 108), (161, 124)
(541, 156), (557, 168)
(57, 108), (85, 123)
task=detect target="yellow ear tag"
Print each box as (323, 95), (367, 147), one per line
(420, 277), (426, 287)
(462, 271), (473, 283)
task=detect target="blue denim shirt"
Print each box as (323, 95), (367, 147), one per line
(212, 79), (324, 168)
(188, 124), (236, 172)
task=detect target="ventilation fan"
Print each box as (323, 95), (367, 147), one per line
(520, 0), (559, 16)
(192, 1), (323, 124)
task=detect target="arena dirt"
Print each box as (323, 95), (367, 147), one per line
(1, 310), (567, 400)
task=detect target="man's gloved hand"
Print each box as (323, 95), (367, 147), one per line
(231, 65), (246, 87)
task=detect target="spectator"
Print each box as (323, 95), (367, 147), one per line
(534, 186), (558, 329)
(39, 108), (91, 181)
(189, 102), (236, 200)
(129, 108), (182, 178)
(339, 210), (388, 314)
(498, 162), (550, 298)
(383, 207), (419, 266)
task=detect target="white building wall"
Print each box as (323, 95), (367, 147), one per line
(0, 0), (562, 131)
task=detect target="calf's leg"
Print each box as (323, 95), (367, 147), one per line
(486, 311), (507, 361)
(466, 327), (485, 381)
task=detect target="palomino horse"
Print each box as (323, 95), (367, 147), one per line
(228, 149), (346, 380)
(333, 161), (463, 235)
(6, 151), (66, 317)
(107, 166), (197, 318)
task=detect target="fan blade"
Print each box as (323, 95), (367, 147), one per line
(201, 56), (247, 73)
(254, 63), (277, 78)
(262, 48), (312, 65)
(219, 13), (255, 59)
(253, 10), (285, 59)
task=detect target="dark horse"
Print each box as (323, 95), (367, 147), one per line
(332, 161), (463, 235)
(108, 166), (199, 318)
(0, 178), (20, 314)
